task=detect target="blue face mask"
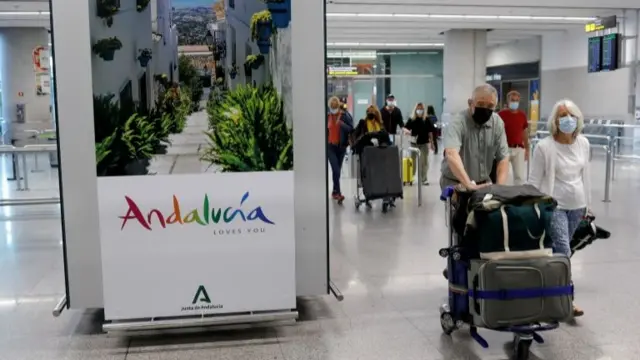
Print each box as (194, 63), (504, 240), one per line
(329, 108), (339, 114)
(509, 102), (519, 110)
(558, 116), (577, 134)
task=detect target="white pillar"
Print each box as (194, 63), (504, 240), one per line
(0, 27), (51, 141)
(442, 29), (487, 116)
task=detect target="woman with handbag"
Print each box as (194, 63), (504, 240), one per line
(403, 102), (435, 185)
(528, 99), (591, 317)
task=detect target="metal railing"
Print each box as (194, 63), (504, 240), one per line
(0, 144), (60, 206)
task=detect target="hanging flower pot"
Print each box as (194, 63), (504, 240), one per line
(137, 48), (152, 67)
(264, 0), (290, 28)
(229, 64), (238, 79)
(92, 37), (123, 61)
(136, 0), (151, 12)
(250, 11), (274, 55)
(97, 0), (120, 27)
(245, 54), (264, 70)
(244, 63), (252, 77)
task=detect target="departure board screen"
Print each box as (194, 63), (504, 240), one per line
(602, 33), (620, 71)
(588, 36), (602, 73)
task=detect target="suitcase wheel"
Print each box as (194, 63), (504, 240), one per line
(382, 203), (389, 213)
(513, 335), (532, 360)
(438, 248), (449, 258)
(440, 311), (456, 335)
(354, 197), (361, 210)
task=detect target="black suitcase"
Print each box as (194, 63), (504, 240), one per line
(360, 145), (403, 200)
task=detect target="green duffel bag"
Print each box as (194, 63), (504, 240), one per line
(473, 202), (555, 260)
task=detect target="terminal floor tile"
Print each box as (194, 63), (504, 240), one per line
(0, 153), (637, 359)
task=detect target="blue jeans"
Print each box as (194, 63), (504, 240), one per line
(327, 144), (346, 195)
(550, 208), (586, 257)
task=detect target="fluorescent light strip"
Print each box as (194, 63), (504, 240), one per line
(327, 13), (595, 21)
(0, 11), (50, 16)
(328, 42), (444, 47)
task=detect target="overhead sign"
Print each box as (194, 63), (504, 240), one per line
(585, 15), (617, 33)
(328, 66), (357, 76)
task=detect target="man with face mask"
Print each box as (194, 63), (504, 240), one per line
(497, 90), (529, 185)
(381, 94), (404, 143)
(440, 84), (510, 190)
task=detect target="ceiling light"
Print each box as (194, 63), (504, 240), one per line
(357, 13), (393, 17)
(326, 13), (596, 22)
(326, 13), (356, 17)
(393, 14), (430, 18)
(328, 42), (444, 48)
(0, 11), (50, 16)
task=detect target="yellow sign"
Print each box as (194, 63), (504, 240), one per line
(585, 23), (604, 33)
(328, 67), (357, 76)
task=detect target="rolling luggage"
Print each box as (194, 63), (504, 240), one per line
(402, 157), (413, 185)
(360, 145), (403, 201)
(468, 257), (573, 329)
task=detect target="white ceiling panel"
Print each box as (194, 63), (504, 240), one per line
(326, 1), (628, 46)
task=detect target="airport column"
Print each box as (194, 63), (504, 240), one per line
(442, 30), (488, 115)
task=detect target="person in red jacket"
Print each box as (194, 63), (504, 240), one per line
(497, 91), (530, 185)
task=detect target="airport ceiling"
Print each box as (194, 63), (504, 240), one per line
(326, 0), (639, 48)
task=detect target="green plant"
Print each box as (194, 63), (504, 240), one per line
(138, 48), (152, 58)
(97, 0), (120, 27)
(95, 132), (115, 172)
(122, 114), (156, 161)
(136, 0), (151, 12)
(244, 54), (264, 69)
(250, 10), (274, 41)
(92, 37), (122, 60)
(201, 82), (293, 172)
(178, 56), (202, 111)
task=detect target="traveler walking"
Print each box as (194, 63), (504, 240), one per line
(381, 94), (404, 144)
(426, 105), (440, 153)
(403, 102), (435, 185)
(528, 99), (590, 317)
(498, 91), (529, 184)
(440, 84), (510, 190)
(327, 96), (353, 203)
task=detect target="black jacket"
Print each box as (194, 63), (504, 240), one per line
(380, 106), (404, 134)
(404, 116), (435, 145)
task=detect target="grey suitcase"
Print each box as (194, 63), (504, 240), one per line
(360, 145), (403, 200)
(468, 257), (573, 329)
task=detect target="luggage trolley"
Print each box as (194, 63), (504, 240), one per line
(437, 186), (570, 360)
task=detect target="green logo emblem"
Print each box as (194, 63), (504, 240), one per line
(192, 285), (211, 304)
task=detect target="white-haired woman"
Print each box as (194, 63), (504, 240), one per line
(529, 99), (591, 317)
(403, 102), (435, 185)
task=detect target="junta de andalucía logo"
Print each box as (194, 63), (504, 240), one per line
(119, 192), (274, 230)
(181, 285), (223, 312)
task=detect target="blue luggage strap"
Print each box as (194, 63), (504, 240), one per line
(469, 285), (574, 300)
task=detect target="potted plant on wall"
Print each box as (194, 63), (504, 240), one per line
(92, 37), (123, 61)
(243, 62), (252, 77)
(229, 63), (238, 79)
(261, 0), (290, 28)
(138, 48), (152, 67)
(250, 10), (275, 54)
(245, 54), (264, 70)
(136, 0), (151, 12)
(97, 0), (120, 27)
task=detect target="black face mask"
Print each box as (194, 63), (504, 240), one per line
(472, 107), (493, 125)
(366, 113), (375, 120)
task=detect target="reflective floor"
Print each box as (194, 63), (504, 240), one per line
(0, 151), (638, 359)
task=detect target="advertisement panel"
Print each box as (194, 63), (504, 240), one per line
(90, 0), (295, 319)
(98, 172), (294, 320)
